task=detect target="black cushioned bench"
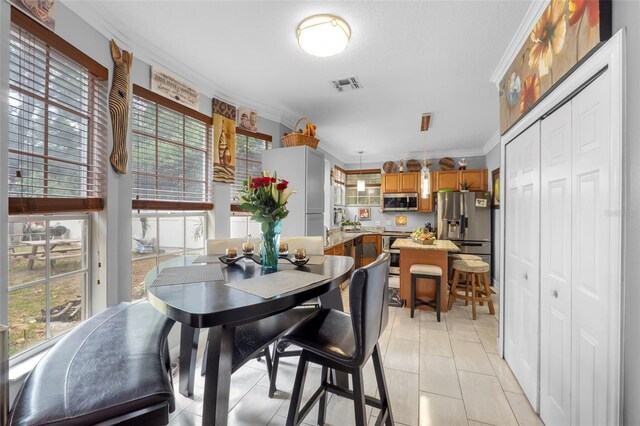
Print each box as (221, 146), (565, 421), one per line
(9, 301), (175, 426)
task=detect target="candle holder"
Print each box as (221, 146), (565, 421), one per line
(242, 242), (255, 256)
(279, 242), (289, 257)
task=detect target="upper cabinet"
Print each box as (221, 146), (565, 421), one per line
(432, 169), (488, 192)
(382, 172), (419, 194)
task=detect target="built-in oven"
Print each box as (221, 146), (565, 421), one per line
(382, 233), (411, 275)
(382, 193), (419, 212)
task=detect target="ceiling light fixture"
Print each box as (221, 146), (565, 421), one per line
(357, 151), (365, 192)
(421, 114), (432, 199)
(297, 15), (351, 57)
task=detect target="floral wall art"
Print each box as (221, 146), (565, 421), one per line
(499, 0), (611, 133)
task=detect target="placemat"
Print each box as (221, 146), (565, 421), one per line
(225, 270), (329, 298)
(193, 255), (222, 264)
(277, 255), (325, 265)
(152, 264), (224, 287)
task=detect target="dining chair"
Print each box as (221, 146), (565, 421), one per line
(281, 253), (393, 426)
(267, 235), (325, 397)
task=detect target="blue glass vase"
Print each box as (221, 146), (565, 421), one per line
(260, 220), (282, 272)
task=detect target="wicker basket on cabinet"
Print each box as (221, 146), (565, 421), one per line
(281, 117), (319, 149)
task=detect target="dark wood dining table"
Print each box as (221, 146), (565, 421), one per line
(145, 255), (354, 425)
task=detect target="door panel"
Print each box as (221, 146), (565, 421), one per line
(540, 102), (572, 425)
(571, 71), (610, 426)
(504, 122), (540, 410)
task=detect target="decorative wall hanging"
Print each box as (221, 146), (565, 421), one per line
(237, 107), (258, 132)
(492, 168), (501, 209)
(359, 208), (371, 221)
(10, 0), (56, 30)
(498, 0), (611, 134)
(213, 99), (236, 184)
(150, 66), (200, 111)
(108, 40), (133, 174)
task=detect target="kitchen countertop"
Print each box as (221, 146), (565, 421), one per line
(324, 230), (382, 250)
(392, 238), (460, 252)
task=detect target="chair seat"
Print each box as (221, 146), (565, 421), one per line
(449, 254), (482, 261)
(279, 309), (357, 366)
(410, 264), (442, 276)
(452, 259), (490, 273)
(232, 308), (318, 372)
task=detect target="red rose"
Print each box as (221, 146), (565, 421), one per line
(282, 180), (289, 186)
(277, 183), (286, 191)
(270, 177), (277, 183)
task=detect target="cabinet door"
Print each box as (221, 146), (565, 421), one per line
(504, 121), (540, 410)
(382, 174), (400, 193)
(540, 102), (572, 426)
(400, 173), (419, 192)
(418, 172), (433, 212)
(460, 169), (488, 191)
(435, 171), (460, 191)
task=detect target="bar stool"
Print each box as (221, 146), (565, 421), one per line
(410, 264), (442, 321)
(447, 260), (494, 320)
(449, 254), (482, 261)
(447, 254), (483, 305)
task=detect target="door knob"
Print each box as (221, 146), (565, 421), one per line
(551, 289), (558, 298)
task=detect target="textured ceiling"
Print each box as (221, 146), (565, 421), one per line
(65, 0), (529, 163)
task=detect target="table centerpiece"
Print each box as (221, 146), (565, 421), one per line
(238, 172), (296, 271)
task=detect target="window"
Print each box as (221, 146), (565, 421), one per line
(346, 170), (381, 206)
(8, 8), (108, 214)
(5, 7), (107, 360)
(131, 211), (207, 300)
(231, 129), (272, 205)
(333, 166), (346, 206)
(131, 85), (212, 210)
(8, 215), (89, 360)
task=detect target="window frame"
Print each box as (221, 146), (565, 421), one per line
(131, 85), (213, 211)
(230, 128), (272, 208)
(8, 7), (109, 215)
(345, 168), (382, 206)
(8, 213), (91, 364)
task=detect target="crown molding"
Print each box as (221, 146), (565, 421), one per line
(482, 130), (500, 154)
(339, 147), (486, 166)
(489, 0), (548, 87)
(64, 1), (298, 129)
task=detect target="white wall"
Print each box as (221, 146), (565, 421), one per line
(614, 0), (640, 423)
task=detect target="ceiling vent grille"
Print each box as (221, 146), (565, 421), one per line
(330, 76), (362, 92)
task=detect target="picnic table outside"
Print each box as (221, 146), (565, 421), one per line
(16, 239), (82, 270)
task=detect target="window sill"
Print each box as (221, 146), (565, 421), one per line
(9, 349), (47, 382)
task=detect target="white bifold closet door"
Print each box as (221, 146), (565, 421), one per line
(504, 121), (540, 409)
(540, 70), (611, 426)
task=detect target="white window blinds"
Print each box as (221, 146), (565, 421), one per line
(8, 9), (108, 214)
(131, 85), (212, 210)
(231, 131), (272, 205)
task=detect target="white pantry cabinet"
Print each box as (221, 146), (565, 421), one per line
(505, 71), (618, 425)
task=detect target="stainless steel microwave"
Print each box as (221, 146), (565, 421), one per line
(382, 193), (419, 211)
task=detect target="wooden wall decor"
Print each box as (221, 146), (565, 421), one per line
(498, 0), (611, 134)
(213, 99), (236, 183)
(108, 39), (133, 174)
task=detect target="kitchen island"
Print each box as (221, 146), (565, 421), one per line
(392, 239), (460, 313)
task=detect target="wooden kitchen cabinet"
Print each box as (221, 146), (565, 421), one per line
(418, 172), (433, 212)
(361, 234), (381, 266)
(382, 172), (420, 194)
(325, 243), (345, 256)
(460, 169), (488, 191)
(433, 170), (460, 191)
(432, 169), (488, 192)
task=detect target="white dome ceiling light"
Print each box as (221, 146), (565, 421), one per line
(297, 15), (351, 57)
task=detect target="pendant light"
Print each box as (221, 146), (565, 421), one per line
(357, 151), (365, 192)
(420, 114), (432, 199)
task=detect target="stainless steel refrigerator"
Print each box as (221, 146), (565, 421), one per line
(436, 191), (492, 268)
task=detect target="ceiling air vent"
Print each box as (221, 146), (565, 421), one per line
(330, 76), (362, 92)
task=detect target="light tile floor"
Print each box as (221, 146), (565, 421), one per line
(168, 284), (543, 426)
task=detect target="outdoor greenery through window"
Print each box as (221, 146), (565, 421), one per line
(8, 15), (108, 213)
(333, 166), (346, 206)
(131, 212), (207, 300)
(8, 215), (88, 359)
(346, 171), (381, 206)
(231, 131), (272, 204)
(131, 85), (212, 209)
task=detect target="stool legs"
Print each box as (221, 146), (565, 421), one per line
(435, 276), (441, 322)
(471, 273), (477, 320)
(448, 270), (460, 310)
(483, 272), (496, 315)
(410, 274), (416, 319)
